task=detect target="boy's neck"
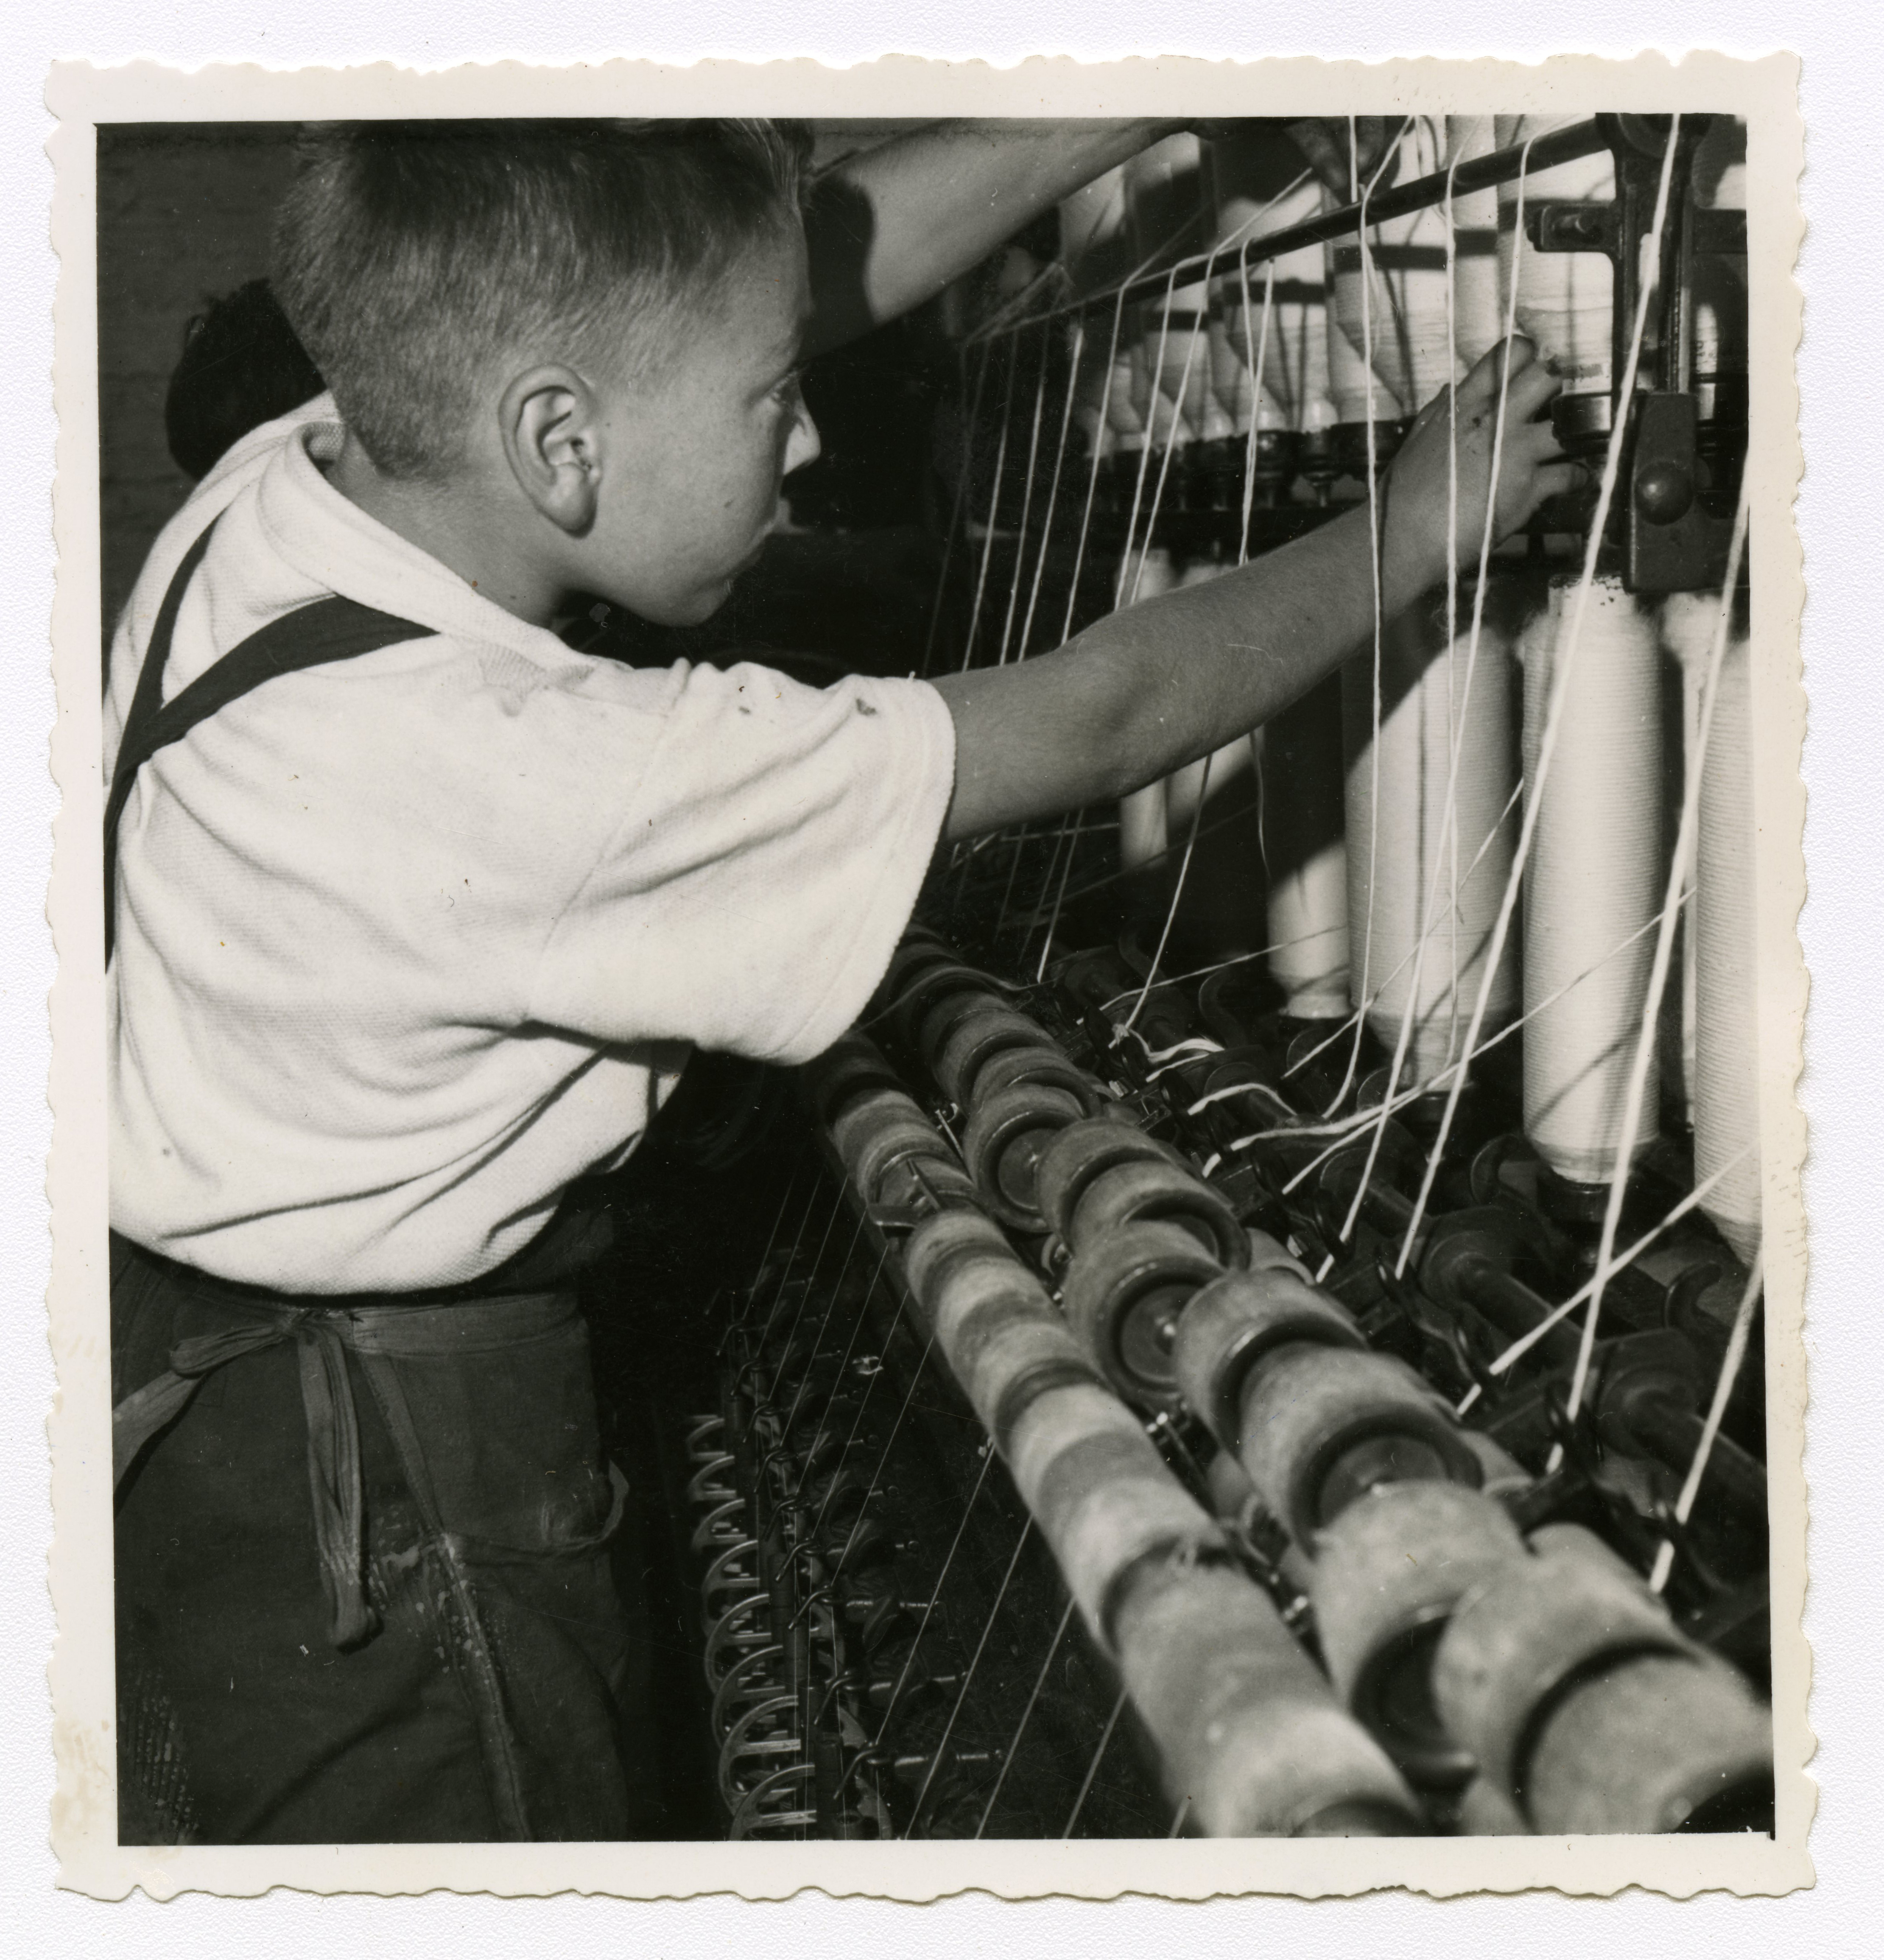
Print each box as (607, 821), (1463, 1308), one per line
(327, 435), (565, 629)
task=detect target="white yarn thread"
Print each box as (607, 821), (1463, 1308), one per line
(1116, 546), (1180, 870)
(1445, 116), (1506, 368)
(1517, 574), (1665, 1183)
(1666, 593), (1761, 1261)
(1669, 620), (1705, 1118)
(1495, 114), (1617, 400)
(1166, 555), (1256, 834)
(1342, 584), (1522, 1082)
(1263, 677), (1352, 1020)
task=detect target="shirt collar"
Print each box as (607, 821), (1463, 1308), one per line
(254, 403), (582, 671)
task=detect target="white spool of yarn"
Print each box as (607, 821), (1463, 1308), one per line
(1263, 677), (1350, 1020)
(1153, 280), (1233, 445)
(1495, 115), (1616, 405)
(1445, 116), (1507, 369)
(1664, 591), (1761, 1261)
(1209, 175), (1334, 439)
(1342, 583), (1522, 1081)
(1323, 176), (1409, 428)
(1118, 547), (1180, 870)
(1326, 120), (1461, 420)
(1125, 310), (1196, 455)
(1518, 574), (1664, 1184)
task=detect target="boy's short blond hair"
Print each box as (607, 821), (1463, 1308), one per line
(273, 119), (811, 480)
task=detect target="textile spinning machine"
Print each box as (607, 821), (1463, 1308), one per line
(668, 111), (1771, 1841)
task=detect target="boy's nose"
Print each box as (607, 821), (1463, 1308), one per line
(783, 399), (821, 477)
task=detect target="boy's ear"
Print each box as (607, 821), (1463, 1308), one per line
(498, 365), (601, 535)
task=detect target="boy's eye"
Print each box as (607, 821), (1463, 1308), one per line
(771, 369), (803, 411)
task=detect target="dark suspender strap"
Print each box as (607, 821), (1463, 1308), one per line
(105, 518), (437, 962)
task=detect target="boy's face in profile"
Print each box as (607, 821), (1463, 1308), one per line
(587, 221), (821, 627)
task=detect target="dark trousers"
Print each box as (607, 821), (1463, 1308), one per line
(112, 1235), (649, 1843)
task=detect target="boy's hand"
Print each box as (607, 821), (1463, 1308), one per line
(1384, 337), (1589, 597)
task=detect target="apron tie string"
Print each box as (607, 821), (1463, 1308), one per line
(114, 1302), (378, 1649)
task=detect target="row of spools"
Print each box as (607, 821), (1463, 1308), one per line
(1055, 113), (1745, 498)
(802, 933), (1772, 1834)
(1111, 546), (1760, 1267)
(1054, 114), (1758, 1265)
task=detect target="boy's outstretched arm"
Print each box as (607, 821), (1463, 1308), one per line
(801, 119), (1183, 355)
(931, 340), (1583, 843)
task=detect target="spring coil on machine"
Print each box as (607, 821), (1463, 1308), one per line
(682, 1158), (1166, 1840)
(686, 917), (1775, 1839)
(684, 1288), (971, 1841)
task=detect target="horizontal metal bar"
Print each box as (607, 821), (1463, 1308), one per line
(1099, 116), (1613, 311)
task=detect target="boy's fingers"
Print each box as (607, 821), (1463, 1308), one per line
(1456, 333), (1537, 410)
(1512, 414), (1568, 466)
(1525, 461), (1590, 506)
(1503, 357), (1564, 425)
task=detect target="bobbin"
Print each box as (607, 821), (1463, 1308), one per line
(1060, 1217), (1227, 1412)
(1032, 1114), (1189, 1244)
(920, 1241), (1104, 1453)
(1431, 1523), (1772, 1831)
(931, 1002), (1055, 1106)
(803, 1030), (908, 1128)
(1518, 571), (1665, 1185)
(1308, 1481), (1528, 1787)
(1065, 1156), (1250, 1269)
(966, 1042), (1101, 1111)
(884, 959), (1002, 1052)
(1171, 1262), (1367, 1451)
(1236, 1344), (1483, 1548)
(961, 1081), (1090, 1232)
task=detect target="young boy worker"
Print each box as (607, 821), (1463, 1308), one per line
(106, 120), (1579, 1845)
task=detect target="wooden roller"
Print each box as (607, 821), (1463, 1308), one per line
(1432, 1524), (1773, 1832)
(1236, 1344), (1483, 1548)
(903, 1211), (1102, 1451)
(1309, 1481), (1526, 1788)
(1060, 1217), (1226, 1412)
(1171, 1263), (1366, 1451)
(1113, 1561), (1420, 1836)
(1003, 1380), (1228, 1646)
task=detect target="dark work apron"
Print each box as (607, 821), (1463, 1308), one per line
(109, 521), (641, 1843)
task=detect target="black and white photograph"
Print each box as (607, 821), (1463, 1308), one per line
(45, 53), (1810, 1898)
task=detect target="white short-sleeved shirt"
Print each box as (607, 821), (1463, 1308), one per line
(106, 398), (956, 1293)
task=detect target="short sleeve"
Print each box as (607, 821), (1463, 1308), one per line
(530, 661), (956, 1063)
